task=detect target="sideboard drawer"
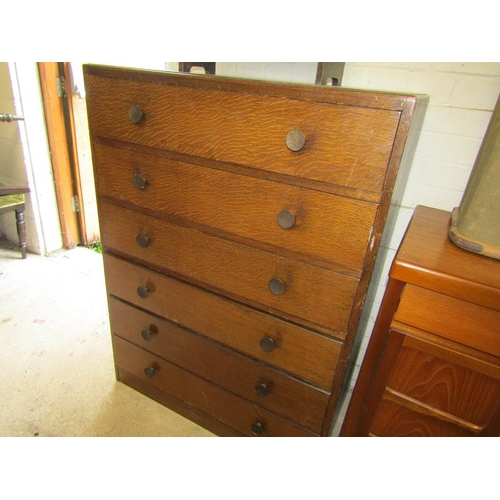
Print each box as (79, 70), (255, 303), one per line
(103, 254), (342, 389)
(109, 298), (329, 433)
(387, 341), (500, 429)
(100, 201), (358, 333)
(395, 284), (500, 357)
(85, 72), (401, 192)
(370, 399), (474, 437)
(93, 143), (377, 272)
(113, 336), (317, 437)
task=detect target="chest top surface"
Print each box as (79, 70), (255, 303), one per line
(391, 205), (500, 311)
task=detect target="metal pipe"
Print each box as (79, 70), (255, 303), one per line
(0, 113), (24, 122)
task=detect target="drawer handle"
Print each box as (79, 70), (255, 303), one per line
(255, 383), (269, 397)
(259, 337), (276, 353)
(144, 365), (156, 378)
(137, 285), (150, 299)
(129, 105), (144, 124)
(136, 233), (150, 248)
(277, 210), (295, 230)
(251, 422), (265, 436)
(268, 278), (285, 295)
(133, 173), (148, 190)
(141, 325), (157, 341)
(285, 130), (306, 152)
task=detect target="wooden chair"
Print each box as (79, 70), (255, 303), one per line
(0, 184), (30, 258)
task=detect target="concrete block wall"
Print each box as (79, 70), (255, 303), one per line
(217, 62), (500, 388)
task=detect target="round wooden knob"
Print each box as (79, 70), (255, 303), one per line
(277, 210), (295, 229)
(251, 422), (264, 436)
(255, 383), (269, 397)
(141, 328), (156, 341)
(129, 105), (144, 124)
(136, 233), (150, 248)
(137, 285), (150, 299)
(268, 278), (285, 295)
(285, 130), (306, 151)
(259, 337), (276, 353)
(133, 173), (148, 190)
(144, 366), (156, 378)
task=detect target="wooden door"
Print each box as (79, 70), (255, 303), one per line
(38, 62), (88, 248)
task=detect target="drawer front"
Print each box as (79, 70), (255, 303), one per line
(113, 336), (317, 437)
(85, 73), (400, 192)
(109, 298), (329, 433)
(387, 343), (500, 429)
(100, 201), (358, 334)
(103, 254), (342, 389)
(370, 399), (475, 437)
(94, 143), (377, 273)
(395, 284), (500, 358)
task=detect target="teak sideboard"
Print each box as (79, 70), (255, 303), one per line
(84, 65), (423, 436)
(341, 205), (500, 437)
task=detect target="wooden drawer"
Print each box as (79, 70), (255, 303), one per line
(386, 341), (500, 430)
(109, 298), (329, 433)
(395, 284), (500, 357)
(94, 143), (377, 273)
(103, 254), (342, 389)
(113, 336), (317, 436)
(370, 399), (475, 437)
(85, 70), (401, 193)
(100, 201), (358, 334)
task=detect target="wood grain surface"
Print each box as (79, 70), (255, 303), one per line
(387, 344), (500, 427)
(85, 74), (401, 192)
(109, 298), (329, 433)
(93, 142), (377, 274)
(100, 201), (358, 334)
(113, 336), (317, 437)
(103, 254), (342, 389)
(341, 206), (500, 437)
(84, 65), (422, 436)
(395, 284), (500, 358)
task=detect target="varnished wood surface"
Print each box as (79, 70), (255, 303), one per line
(387, 343), (500, 427)
(100, 201), (358, 334)
(84, 64), (419, 111)
(104, 254), (342, 389)
(38, 62), (81, 248)
(392, 205), (500, 310)
(370, 399), (475, 437)
(399, 322), (500, 380)
(395, 284), (500, 357)
(113, 336), (317, 437)
(118, 369), (245, 437)
(341, 206), (500, 437)
(340, 279), (406, 436)
(93, 142), (377, 274)
(84, 65), (422, 436)
(85, 71), (403, 192)
(109, 298), (329, 433)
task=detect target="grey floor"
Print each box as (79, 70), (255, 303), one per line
(0, 237), (348, 437)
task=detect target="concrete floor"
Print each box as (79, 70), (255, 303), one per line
(0, 238), (213, 437)
(0, 237), (349, 437)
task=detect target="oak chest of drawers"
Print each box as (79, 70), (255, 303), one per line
(84, 64), (422, 436)
(341, 206), (500, 436)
